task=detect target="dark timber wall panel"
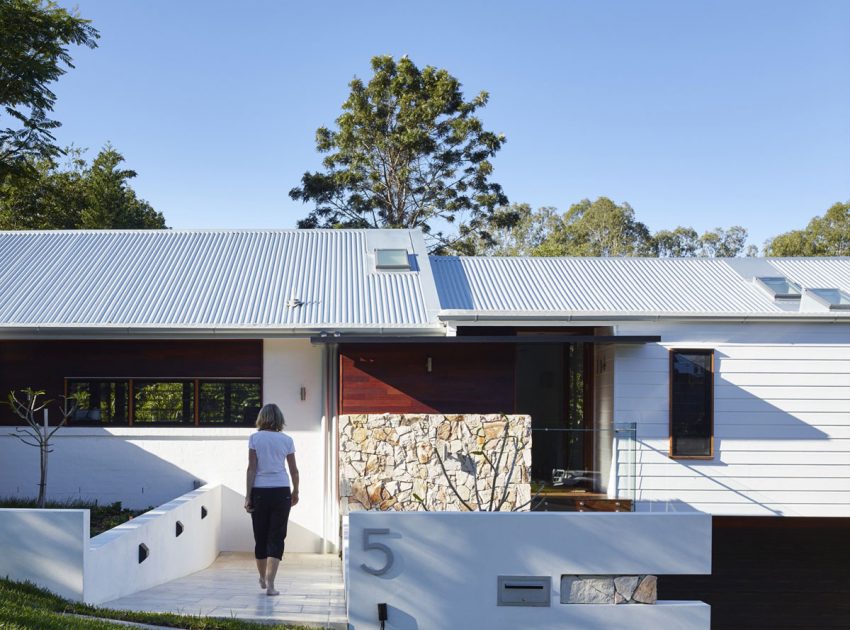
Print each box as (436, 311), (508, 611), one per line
(340, 343), (515, 414)
(658, 516), (850, 629)
(0, 340), (262, 424)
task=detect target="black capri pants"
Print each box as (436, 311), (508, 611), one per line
(250, 487), (292, 560)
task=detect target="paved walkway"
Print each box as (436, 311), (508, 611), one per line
(103, 552), (347, 629)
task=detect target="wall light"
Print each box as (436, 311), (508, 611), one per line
(300, 386), (307, 401)
(426, 356), (433, 373)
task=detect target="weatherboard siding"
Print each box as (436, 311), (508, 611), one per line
(614, 322), (850, 517)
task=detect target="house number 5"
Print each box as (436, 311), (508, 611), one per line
(361, 528), (394, 575)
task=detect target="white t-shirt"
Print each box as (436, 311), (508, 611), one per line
(249, 430), (296, 488)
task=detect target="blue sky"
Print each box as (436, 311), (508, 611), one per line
(52, 0), (850, 249)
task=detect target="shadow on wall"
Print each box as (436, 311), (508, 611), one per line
(0, 429), (324, 552)
(627, 350), (836, 516)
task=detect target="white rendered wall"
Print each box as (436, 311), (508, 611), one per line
(348, 512), (711, 630)
(262, 339), (326, 552)
(0, 338), (327, 553)
(0, 508), (88, 600)
(87, 484), (221, 604)
(613, 322), (850, 516)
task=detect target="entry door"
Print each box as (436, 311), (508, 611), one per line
(515, 343), (588, 484)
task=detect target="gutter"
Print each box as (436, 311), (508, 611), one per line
(438, 311), (850, 324)
(0, 325), (449, 340)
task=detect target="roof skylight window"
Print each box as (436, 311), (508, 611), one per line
(807, 288), (850, 310)
(755, 276), (802, 299)
(375, 249), (410, 270)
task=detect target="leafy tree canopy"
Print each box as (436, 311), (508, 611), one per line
(0, 0), (98, 183)
(290, 55), (510, 254)
(764, 201), (850, 256)
(481, 197), (756, 257)
(0, 145), (167, 229)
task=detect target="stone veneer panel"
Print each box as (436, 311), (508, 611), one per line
(339, 414), (532, 512)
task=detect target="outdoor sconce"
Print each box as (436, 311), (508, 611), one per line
(300, 386), (307, 401)
(426, 356), (433, 373)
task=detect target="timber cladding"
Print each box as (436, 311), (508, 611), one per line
(658, 516), (850, 629)
(339, 343), (516, 414)
(0, 339), (262, 425)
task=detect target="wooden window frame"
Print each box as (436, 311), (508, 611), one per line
(668, 349), (714, 460)
(64, 376), (262, 427)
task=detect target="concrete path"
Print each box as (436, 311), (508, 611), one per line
(103, 552), (346, 629)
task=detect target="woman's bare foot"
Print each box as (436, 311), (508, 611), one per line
(259, 576), (267, 590)
(266, 587), (279, 596)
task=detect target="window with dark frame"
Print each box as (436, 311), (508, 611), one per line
(669, 349), (714, 458)
(66, 380), (129, 424)
(64, 378), (262, 426)
(199, 381), (261, 425)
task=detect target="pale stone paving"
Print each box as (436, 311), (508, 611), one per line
(103, 552), (346, 629)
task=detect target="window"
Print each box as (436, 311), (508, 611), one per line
(133, 381), (194, 425)
(67, 380), (128, 424)
(65, 377), (262, 426)
(199, 381), (261, 425)
(375, 249), (410, 270)
(755, 276), (801, 299)
(807, 288), (850, 310)
(669, 350), (713, 458)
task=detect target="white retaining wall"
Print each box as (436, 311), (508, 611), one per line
(613, 322), (850, 516)
(86, 484), (221, 604)
(347, 512), (711, 630)
(0, 338), (328, 553)
(0, 508), (88, 600)
(0, 485), (222, 605)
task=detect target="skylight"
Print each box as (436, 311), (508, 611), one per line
(375, 249), (410, 270)
(807, 288), (850, 310)
(755, 276), (802, 299)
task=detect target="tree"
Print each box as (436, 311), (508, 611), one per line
(764, 202), (850, 256)
(539, 197), (654, 257)
(0, 0), (99, 183)
(7, 389), (75, 508)
(290, 55), (510, 254)
(485, 198), (756, 258)
(0, 145), (167, 229)
(472, 203), (560, 256)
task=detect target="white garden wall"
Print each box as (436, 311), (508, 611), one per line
(347, 512), (711, 630)
(0, 485), (221, 605)
(0, 508), (88, 600)
(613, 321), (850, 516)
(0, 338), (329, 553)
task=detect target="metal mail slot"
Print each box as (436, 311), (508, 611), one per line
(497, 575), (551, 607)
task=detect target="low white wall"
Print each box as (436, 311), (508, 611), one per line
(348, 512), (711, 630)
(86, 484), (222, 604)
(0, 508), (88, 601)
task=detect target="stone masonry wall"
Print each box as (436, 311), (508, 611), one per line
(339, 414), (532, 513)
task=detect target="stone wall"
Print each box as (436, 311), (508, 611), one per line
(339, 414), (531, 513)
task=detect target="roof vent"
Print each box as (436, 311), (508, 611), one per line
(375, 248), (410, 270)
(755, 276), (802, 300)
(287, 297), (303, 308)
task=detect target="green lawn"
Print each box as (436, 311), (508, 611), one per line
(0, 578), (314, 629)
(0, 497), (149, 537)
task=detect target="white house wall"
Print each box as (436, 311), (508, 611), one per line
(0, 338), (327, 553)
(612, 322), (850, 517)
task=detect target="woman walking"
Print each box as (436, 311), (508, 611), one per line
(245, 403), (299, 596)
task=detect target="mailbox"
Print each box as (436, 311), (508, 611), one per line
(497, 575), (551, 607)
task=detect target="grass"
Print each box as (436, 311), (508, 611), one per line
(0, 578), (316, 629)
(0, 497), (149, 537)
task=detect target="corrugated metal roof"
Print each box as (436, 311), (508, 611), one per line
(767, 258), (850, 293)
(430, 256), (850, 317)
(0, 230), (441, 330)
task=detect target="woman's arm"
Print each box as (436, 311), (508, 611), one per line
(287, 453), (300, 507)
(245, 448), (258, 512)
